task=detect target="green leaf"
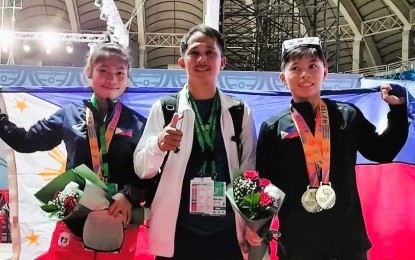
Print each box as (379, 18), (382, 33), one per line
(241, 192), (260, 208)
(41, 204), (57, 213)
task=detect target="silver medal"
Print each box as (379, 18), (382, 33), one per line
(301, 186), (322, 213)
(316, 182), (336, 210)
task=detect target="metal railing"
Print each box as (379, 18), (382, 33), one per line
(344, 58), (415, 78)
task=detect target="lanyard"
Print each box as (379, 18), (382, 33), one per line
(86, 95), (122, 182)
(291, 100), (331, 187)
(187, 90), (219, 179)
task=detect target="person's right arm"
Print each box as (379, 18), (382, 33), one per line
(133, 101), (182, 179)
(0, 108), (64, 152)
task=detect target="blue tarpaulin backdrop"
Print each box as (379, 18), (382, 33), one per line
(28, 86), (415, 165)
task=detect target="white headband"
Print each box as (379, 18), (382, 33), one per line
(282, 37), (323, 58)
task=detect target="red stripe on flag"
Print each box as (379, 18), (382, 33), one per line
(357, 162), (415, 260)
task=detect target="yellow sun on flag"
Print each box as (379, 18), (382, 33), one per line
(14, 99), (29, 113)
(26, 230), (40, 246)
(39, 147), (67, 181)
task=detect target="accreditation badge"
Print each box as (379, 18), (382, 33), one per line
(301, 185), (322, 213)
(212, 181), (226, 216)
(189, 177), (214, 215)
(316, 182), (336, 210)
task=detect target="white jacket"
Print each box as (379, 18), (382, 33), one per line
(133, 86), (257, 257)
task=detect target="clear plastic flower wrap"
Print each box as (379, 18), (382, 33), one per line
(226, 170), (285, 260)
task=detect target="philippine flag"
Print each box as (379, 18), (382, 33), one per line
(281, 127), (299, 139)
(115, 127), (133, 137)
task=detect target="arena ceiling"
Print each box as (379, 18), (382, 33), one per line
(3, 0), (415, 74)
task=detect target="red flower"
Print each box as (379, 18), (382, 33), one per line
(259, 178), (271, 188)
(259, 191), (272, 206)
(232, 169), (283, 220)
(63, 196), (78, 216)
(243, 170), (259, 180)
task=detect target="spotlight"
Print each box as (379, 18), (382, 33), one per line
(23, 41), (31, 52)
(42, 31), (58, 49)
(99, 12), (108, 21)
(42, 31), (58, 55)
(94, 0), (103, 8)
(99, 5), (111, 21)
(66, 42), (73, 53)
(0, 30), (12, 53)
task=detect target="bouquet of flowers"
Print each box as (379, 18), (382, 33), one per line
(35, 164), (149, 252)
(226, 170), (285, 260)
(39, 181), (83, 220)
(35, 164), (110, 234)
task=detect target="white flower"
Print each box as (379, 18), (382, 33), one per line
(62, 181), (80, 195)
(264, 184), (280, 200)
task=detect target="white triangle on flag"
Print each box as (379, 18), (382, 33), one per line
(281, 131), (289, 139)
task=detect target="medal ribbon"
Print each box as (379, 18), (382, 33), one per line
(291, 100), (331, 187)
(187, 90), (219, 179)
(86, 95), (122, 181)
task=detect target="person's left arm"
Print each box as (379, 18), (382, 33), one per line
(232, 102), (257, 254)
(358, 84), (409, 162)
(239, 102), (257, 171)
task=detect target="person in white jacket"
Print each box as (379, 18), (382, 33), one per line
(133, 24), (257, 259)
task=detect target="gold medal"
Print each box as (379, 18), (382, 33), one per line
(316, 182), (336, 210)
(301, 186), (322, 213)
